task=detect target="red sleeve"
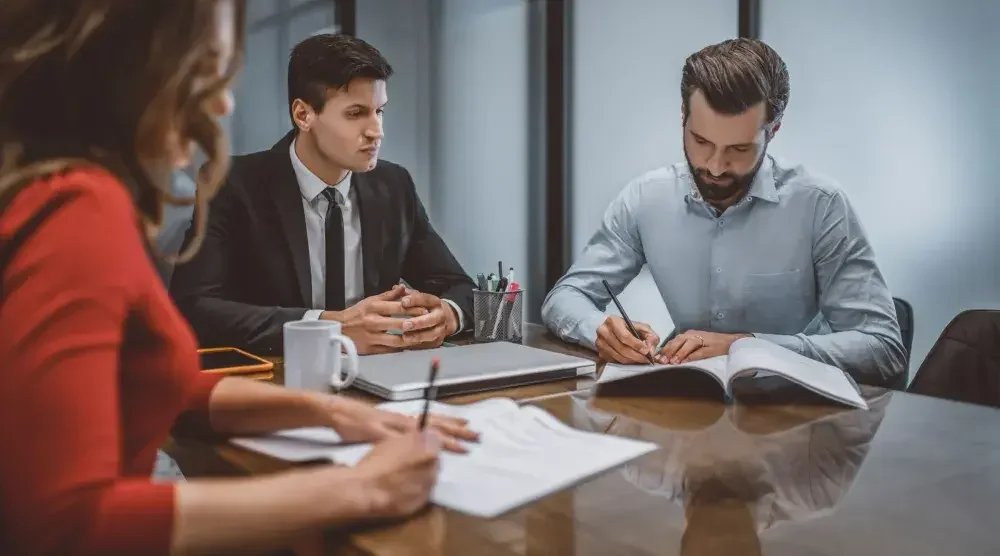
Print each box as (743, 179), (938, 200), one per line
(0, 171), (175, 556)
(171, 372), (225, 439)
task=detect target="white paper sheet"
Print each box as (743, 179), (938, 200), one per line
(231, 398), (658, 517)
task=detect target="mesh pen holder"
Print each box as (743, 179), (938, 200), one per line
(473, 288), (525, 344)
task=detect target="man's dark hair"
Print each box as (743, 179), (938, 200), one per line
(287, 34), (393, 126)
(681, 38), (789, 132)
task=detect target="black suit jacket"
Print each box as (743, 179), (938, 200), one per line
(170, 132), (475, 354)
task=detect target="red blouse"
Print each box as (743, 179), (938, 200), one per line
(0, 167), (223, 555)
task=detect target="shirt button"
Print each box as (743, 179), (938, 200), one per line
(717, 312), (725, 319)
(718, 220), (725, 227)
(716, 267), (722, 273)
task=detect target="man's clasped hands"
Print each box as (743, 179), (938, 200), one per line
(319, 285), (459, 354)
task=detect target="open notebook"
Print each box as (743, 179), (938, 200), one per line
(230, 398), (658, 518)
(598, 337), (868, 410)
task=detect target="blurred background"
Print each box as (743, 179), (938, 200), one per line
(220, 0), (1000, 384)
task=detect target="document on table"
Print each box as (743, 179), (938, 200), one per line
(231, 398), (658, 518)
(597, 337), (868, 410)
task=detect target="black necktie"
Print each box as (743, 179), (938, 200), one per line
(321, 188), (346, 311)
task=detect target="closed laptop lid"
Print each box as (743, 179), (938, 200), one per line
(354, 342), (595, 395)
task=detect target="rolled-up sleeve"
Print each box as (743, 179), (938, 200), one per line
(754, 189), (906, 385)
(541, 181), (647, 348)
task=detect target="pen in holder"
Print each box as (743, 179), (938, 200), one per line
(473, 288), (525, 344)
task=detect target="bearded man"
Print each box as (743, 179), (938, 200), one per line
(541, 38), (904, 386)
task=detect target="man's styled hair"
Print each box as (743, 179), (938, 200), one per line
(287, 33), (393, 125)
(681, 38), (789, 131)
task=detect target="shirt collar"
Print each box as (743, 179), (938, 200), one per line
(289, 138), (352, 203)
(746, 155), (779, 203)
(683, 155), (779, 206)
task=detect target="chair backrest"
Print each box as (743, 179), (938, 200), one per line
(893, 297), (914, 358)
(908, 309), (1000, 409)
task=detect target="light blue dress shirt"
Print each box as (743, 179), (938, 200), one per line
(541, 155), (905, 384)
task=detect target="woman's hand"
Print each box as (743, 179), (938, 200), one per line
(353, 431), (443, 518)
(325, 396), (479, 453)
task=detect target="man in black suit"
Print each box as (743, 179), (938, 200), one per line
(170, 34), (474, 355)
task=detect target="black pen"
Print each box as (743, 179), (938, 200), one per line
(602, 279), (656, 364)
(418, 357), (441, 429)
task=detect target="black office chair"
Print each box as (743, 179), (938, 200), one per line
(891, 297), (914, 390)
(908, 309), (1000, 409)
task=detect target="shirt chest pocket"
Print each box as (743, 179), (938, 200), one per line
(740, 269), (815, 334)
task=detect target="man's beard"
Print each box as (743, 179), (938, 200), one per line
(684, 149), (766, 203)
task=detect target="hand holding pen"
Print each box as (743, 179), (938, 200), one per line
(597, 279), (660, 365)
(353, 358), (473, 518)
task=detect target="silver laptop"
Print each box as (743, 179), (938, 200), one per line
(352, 342), (597, 401)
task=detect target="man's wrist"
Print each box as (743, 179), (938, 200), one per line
(440, 298), (464, 336)
(320, 309), (353, 323)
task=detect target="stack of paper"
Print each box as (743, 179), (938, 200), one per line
(231, 398), (658, 518)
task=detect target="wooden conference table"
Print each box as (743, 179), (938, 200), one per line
(165, 324), (1000, 555)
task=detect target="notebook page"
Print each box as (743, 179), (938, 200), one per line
(727, 338), (868, 410)
(599, 355), (729, 387)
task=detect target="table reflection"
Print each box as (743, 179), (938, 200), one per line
(570, 390), (892, 555)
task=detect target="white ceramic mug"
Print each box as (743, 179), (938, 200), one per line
(283, 320), (360, 390)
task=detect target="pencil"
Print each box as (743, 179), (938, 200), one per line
(602, 279), (657, 364)
(418, 357), (440, 429)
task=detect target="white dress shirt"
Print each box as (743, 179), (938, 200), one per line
(290, 140), (363, 320)
(290, 141), (464, 332)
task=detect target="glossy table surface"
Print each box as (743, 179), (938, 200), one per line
(342, 378), (1000, 555)
(167, 324), (598, 476)
(167, 327), (1000, 555)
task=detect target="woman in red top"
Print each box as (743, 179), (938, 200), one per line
(0, 2), (475, 555)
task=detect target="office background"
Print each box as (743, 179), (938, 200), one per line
(222, 0), (1000, 382)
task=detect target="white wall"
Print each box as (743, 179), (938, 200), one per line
(430, 0), (530, 294)
(761, 0), (1000, 375)
(570, 0), (737, 337)
(355, 0), (434, 202)
(232, 0), (338, 155)
(358, 0), (532, 304)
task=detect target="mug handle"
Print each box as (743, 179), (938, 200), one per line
(328, 333), (360, 389)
